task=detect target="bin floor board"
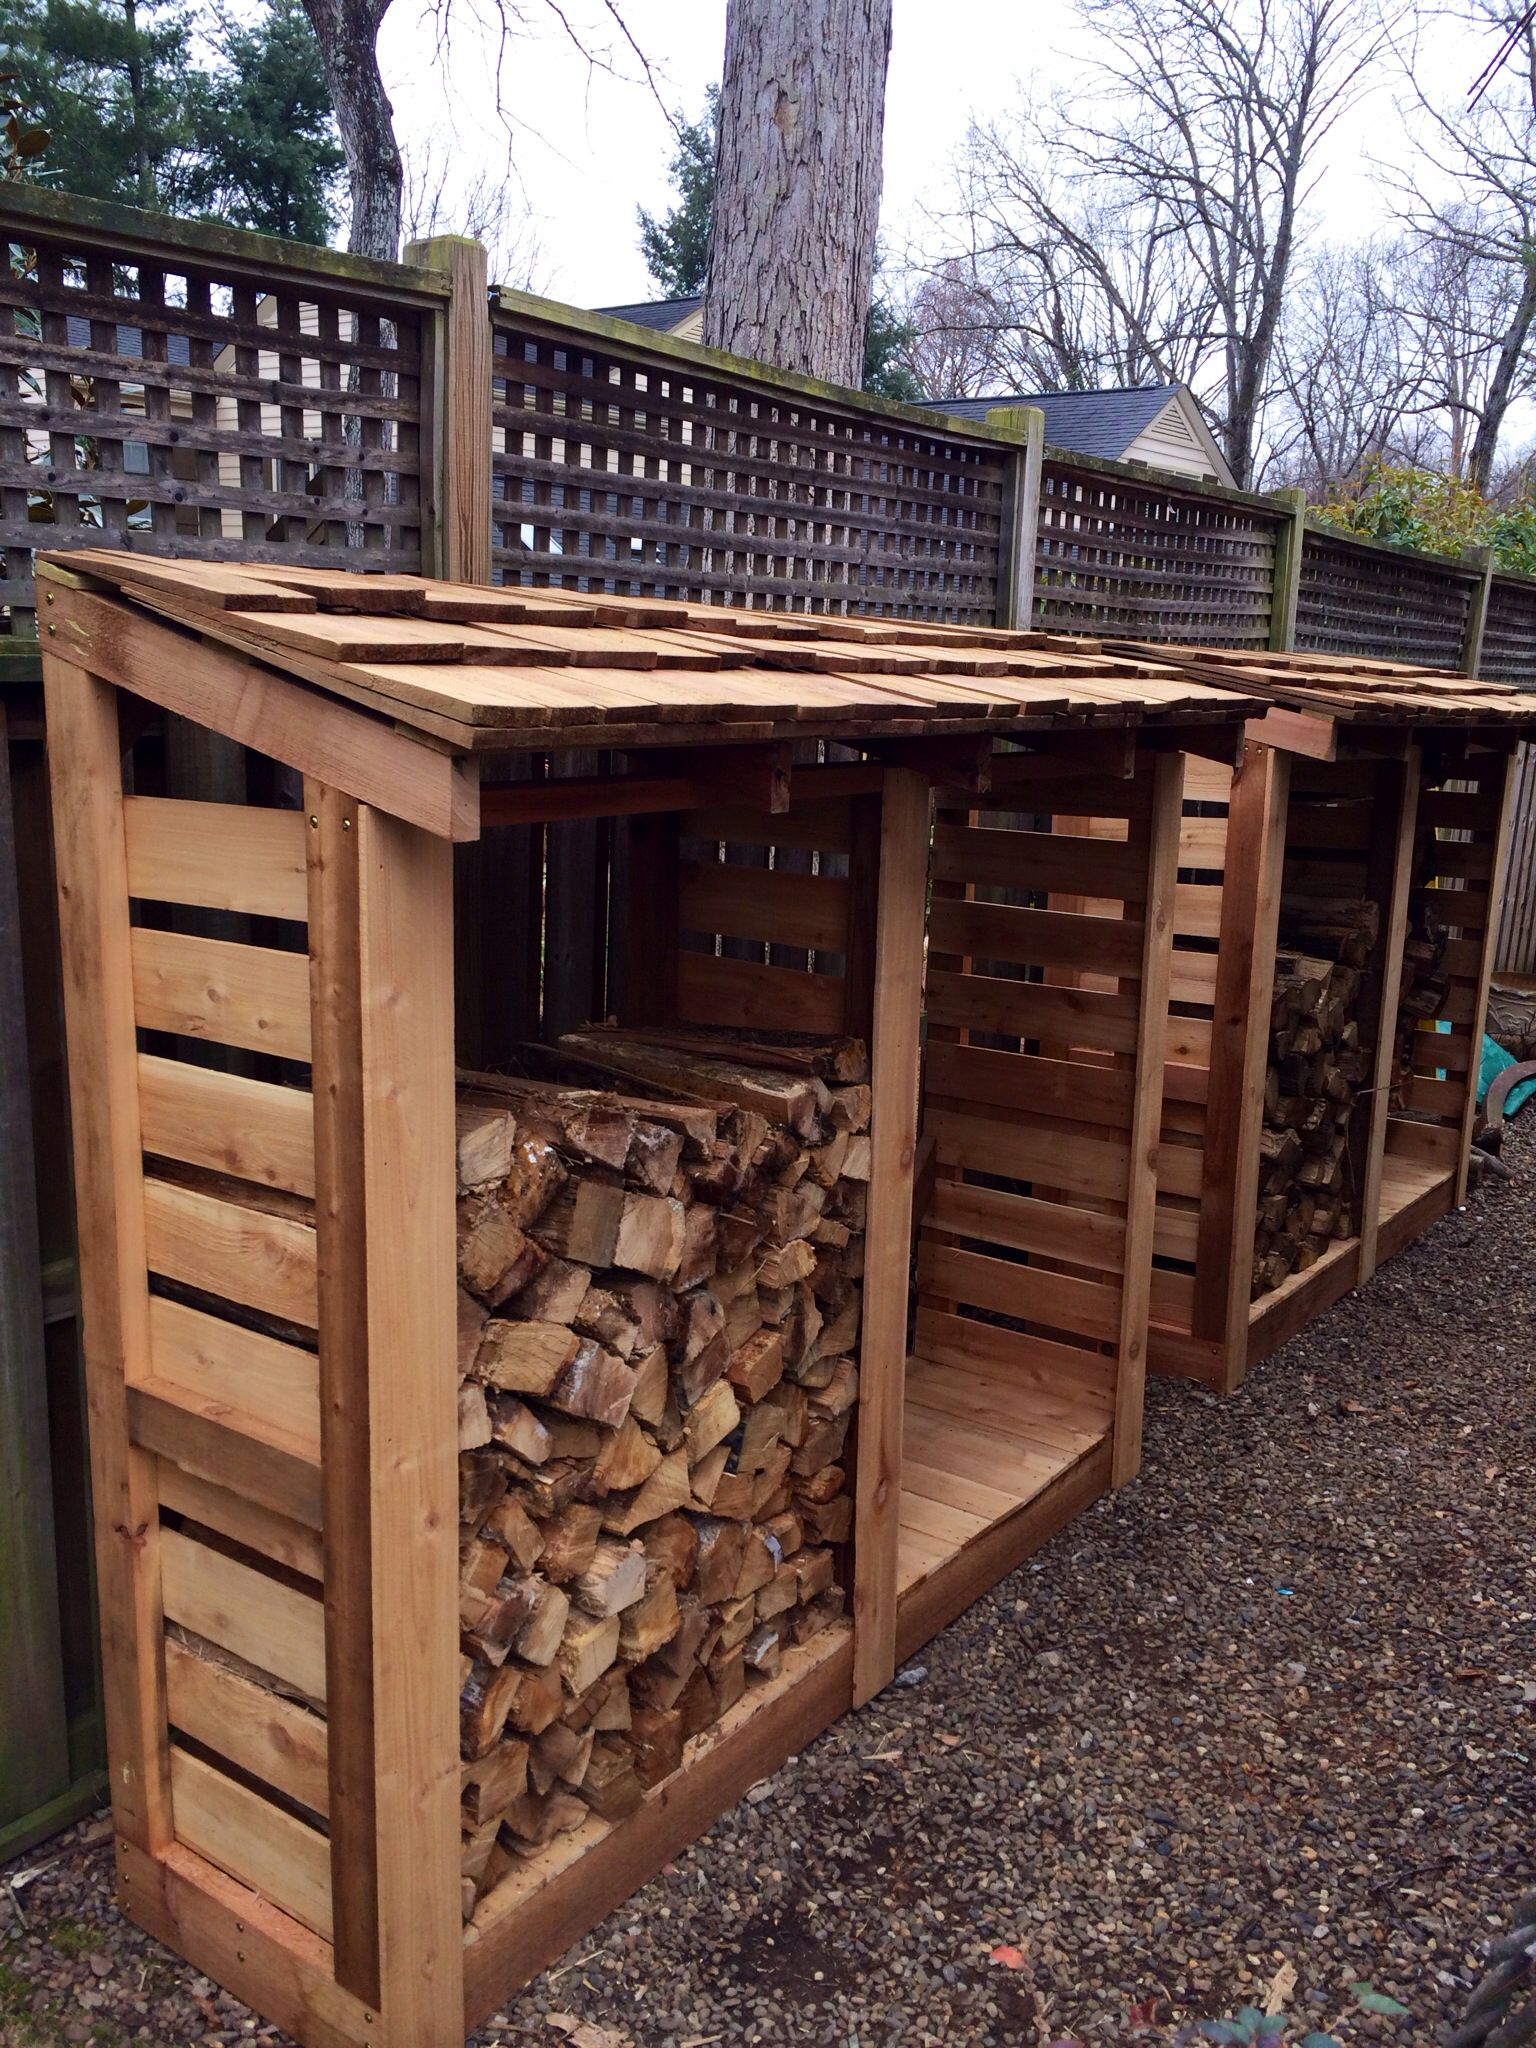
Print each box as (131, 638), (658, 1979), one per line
(1377, 1154), (1456, 1264)
(896, 1354), (1110, 1598)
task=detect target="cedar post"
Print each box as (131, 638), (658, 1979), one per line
(1460, 547), (1495, 677)
(1357, 748), (1422, 1282)
(1112, 752), (1183, 1484)
(307, 788), (462, 2037)
(1192, 741), (1292, 1390)
(1267, 487), (1308, 652)
(852, 767), (930, 1705)
(985, 405), (1046, 631)
(406, 234), (493, 585)
(41, 658), (173, 1856)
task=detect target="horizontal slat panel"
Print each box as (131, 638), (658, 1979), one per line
(146, 1295), (320, 1460)
(1384, 1116), (1460, 1166)
(1165, 1014), (1213, 1066)
(931, 821), (1145, 899)
(925, 969), (1141, 1054)
(995, 769), (1153, 820)
(165, 1638), (329, 1817)
(1418, 790), (1500, 832)
(1168, 951), (1218, 1004)
(158, 1460), (323, 1579)
(678, 862), (849, 953)
(929, 898), (1144, 976)
(139, 1054), (315, 1198)
(1411, 885), (1488, 930)
(1157, 1142), (1203, 1200)
(912, 1306), (1116, 1405)
(1177, 814), (1228, 865)
(1182, 758), (1235, 803)
(1403, 1073), (1466, 1118)
(124, 797), (308, 920)
(1149, 1265), (1197, 1325)
(677, 950), (845, 1034)
(926, 1105), (1130, 1199)
(681, 799), (851, 853)
(144, 1178), (318, 1327)
(1152, 1202), (1199, 1261)
(1284, 800), (1374, 851)
(170, 1747), (332, 1941)
(161, 1526), (327, 1702)
(1174, 881), (1222, 940)
(1422, 837), (1495, 880)
(923, 1041), (1135, 1126)
(131, 927), (312, 1061)
(928, 1178), (1125, 1272)
(130, 1380), (321, 1531)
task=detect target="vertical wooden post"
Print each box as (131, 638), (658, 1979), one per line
(1192, 741), (1291, 1391)
(1357, 748), (1421, 1282)
(406, 235), (492, 585)
(1112, 752), (1183, 1485)
(852, 767), (929, 1706)
(307, 787), (461, 2039)
(41, 656), (172, 1856)
(1454, 745), (1518, 1202)
(1267, 487), (1308, 652)
(0, 699), (69, 1827)
(1460, 548), (1495, 677)
(985, 405), (1045, 630)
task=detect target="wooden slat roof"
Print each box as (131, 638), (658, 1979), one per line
(1106, 640), (1536, 726)
(44, 553), (1261, 752)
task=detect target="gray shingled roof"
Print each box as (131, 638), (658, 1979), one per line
(932, 385), (1181, 461)
(596, 295), (703, 332)
(64, 313), (193, 365)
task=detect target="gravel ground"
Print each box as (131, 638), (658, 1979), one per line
(4, 1128), (1533, 2048)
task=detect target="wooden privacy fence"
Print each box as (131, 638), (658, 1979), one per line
(6, 180), (1536, 1856)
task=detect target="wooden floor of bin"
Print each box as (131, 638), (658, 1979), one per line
(894, 1354), (1114, 1661)
(1377, 1153), (1456, 1264)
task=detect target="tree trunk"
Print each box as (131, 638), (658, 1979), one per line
(703, 0), (893, 388)
(1468, 246), (1536, 492)
(300, 0), (402, 260)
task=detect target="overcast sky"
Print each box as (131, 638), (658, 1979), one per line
(376, 0), (1499, 307)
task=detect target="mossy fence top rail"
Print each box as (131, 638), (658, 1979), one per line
(3, 179), (1536, 954)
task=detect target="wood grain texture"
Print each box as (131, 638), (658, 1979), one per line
(41, 655), (171, 1854)
(131, 927), (312, 1061)
(164, 1637), (329, 1815)
(124, 796), (308, 920)
(138, 1055), (315, 1197)
(852, 767), (929, 1706)
(170, 1746), (332, 1941)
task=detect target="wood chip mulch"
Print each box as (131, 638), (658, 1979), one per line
(4, 1129), (1533, 2048)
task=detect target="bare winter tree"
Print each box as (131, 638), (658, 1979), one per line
(891, 259), (1012, 401)
(1388, 0), (1536, 490)
(304, 0), (670, 259)
(703, 0), (893, 387)
(402, 138), (549, 287)
(1269, 240), (1428, 493)
(952, 0), (1389, 485)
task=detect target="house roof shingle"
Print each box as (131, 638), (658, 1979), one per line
(931, 385), (1182, 462)
(595, 295), (703, 332)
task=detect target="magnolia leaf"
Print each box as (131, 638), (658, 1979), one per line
(1356, 1990), (1410, 2016)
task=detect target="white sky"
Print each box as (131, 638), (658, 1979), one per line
(376, 0), (1503, 306)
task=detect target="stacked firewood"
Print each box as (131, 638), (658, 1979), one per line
(452, 1030), (867, 1911)
(1252, 899), (1377, 1296)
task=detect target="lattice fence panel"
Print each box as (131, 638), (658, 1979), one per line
(1481, 575), (1536, 687)
(0, 227), (429, 638)
(489, 312), (1009, 619)
(1295, 532), (1473, 666)
(1033, 460), (1279, 645)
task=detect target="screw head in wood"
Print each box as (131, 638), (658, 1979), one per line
(309, 814), (319, 828)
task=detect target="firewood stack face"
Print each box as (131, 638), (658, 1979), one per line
(1252, 900), (1379, 1297)
(452, 1031), (867, 1909)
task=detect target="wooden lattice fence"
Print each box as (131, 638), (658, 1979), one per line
(1294, 527), (1478, 667)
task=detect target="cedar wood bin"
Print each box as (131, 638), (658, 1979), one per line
(1101, 646), (1536, 1397)
(38, 549), (1256, 2048)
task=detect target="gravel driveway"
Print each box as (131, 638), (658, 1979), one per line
(4, 1128), (1532, 2048)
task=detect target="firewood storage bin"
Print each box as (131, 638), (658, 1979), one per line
(39, 551), (1253, 2048)
(1111, 645), (1536, 1398)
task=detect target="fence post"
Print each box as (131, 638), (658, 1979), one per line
(406, 235), (492, 585)
(986, 405), (1045, 629)
(1461, 547), (1495, 676)
(1267, 486), (1308, 652)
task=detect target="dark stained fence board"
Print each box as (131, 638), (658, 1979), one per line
(489, 314), (1010, 621)
(1294, 531), (1475, 667)
(1034, 460), (1280, 647)
(1482, 576), (1536, 688)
